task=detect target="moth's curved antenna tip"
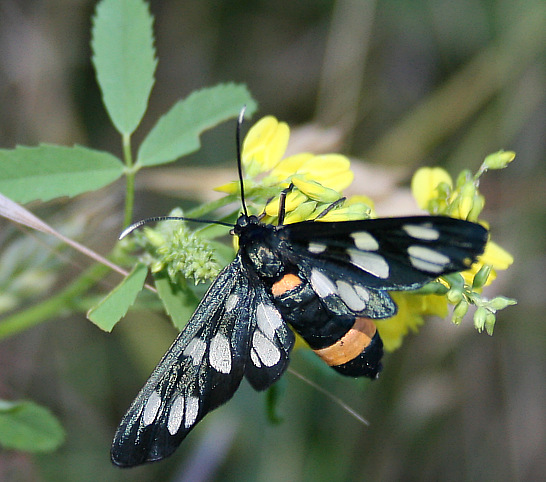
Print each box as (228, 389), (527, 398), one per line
(119, 221), (146, 240)
(238, 105), (247, 124)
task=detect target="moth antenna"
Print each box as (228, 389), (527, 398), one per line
(236, 106), (249, 217)
(287, 367), (370, 427)
(119, 216), (234, 240)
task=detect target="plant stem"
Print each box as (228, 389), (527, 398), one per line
(0, 263), (109, 341)
(122, 132), (135, 227)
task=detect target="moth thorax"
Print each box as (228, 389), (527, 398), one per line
(246, 244), (284, 278)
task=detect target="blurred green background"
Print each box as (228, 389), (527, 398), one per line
(1, 1), (544, 481)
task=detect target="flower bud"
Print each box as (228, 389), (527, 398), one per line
(474, 306), (488, 332)
(473, 264), (492, 289)
(483, 150), (515, 170)
(452, 300), (469, 325)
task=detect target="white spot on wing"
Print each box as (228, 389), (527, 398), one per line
(184, 337), (206, 366)
(336, 280), (366, 311)
(142, 391), (161, 426)
(256, 303), (283, 338)
(308, 242), (327, 254)
(252, 331), (280, 367)
(348, 249), (390, 279)
(250, 347), (262, 367)
(403, 224), (440, 240)
(408, 245), (450, 273)
(310, 269), (338, 298)
(354, 285), (370, 302)
(209, 333), (232, 374)
(167, 395), (185, 435)
(184, 396), (199, 428)
(225, 293), (239, 312)
(351, 232), (380, 251)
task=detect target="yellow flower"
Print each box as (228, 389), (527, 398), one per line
(480, 240), (514, 270)
(411, 167), (453, 211)
(224, 116), (354, 223)
(461, 240), (514, 287)
(376, 293), (448, 351)
(266, 154), (354, 193)
(242, 116), (289, 177)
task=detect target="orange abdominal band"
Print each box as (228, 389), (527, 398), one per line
(313, 317), (377, 367)
(272, 273), (302, 297)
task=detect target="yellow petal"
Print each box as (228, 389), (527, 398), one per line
(214, 179), (255, 194)
(300, 154), (354, 192)
(412, 167), (453, 210)
(214, 180), (239, 194)
(242, 116), (290, 175)
(480, 241), (514, 270)
(291, 177), (340, 202)
(268, 153), (314, 182)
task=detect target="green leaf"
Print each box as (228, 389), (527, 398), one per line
(0, 399), (65, 452)
(154, 274), (200, 331)
(0, 145), (124, 203)
(92, 0), (157, 135)
(137, 84), (257, 166)
(87, 263), (148, 332)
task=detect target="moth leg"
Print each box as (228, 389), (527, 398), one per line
(314, 197), (346, 220)
(277, 183), (295, 226)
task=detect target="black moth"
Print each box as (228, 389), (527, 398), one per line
(111, 111), (488, 467)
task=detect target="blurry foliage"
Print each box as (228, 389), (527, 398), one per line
(0, 0), (544, 481)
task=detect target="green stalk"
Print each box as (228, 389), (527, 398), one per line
(0, 263), (109, 341)
(122, 132), (135, 227)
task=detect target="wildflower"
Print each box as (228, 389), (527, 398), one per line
(128, 208), (221, 285)
(410, 158), (516, 335)
(217, 116), (354, 224)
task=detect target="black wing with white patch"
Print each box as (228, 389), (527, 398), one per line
(111, 255), (293, 467)
(270, 215), (486, 379)
(283, 216), (488, 292)
(244, 285), (295, 390)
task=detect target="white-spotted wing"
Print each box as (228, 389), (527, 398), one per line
(111, 255), (294, 467)
(283, 216), (488, 318)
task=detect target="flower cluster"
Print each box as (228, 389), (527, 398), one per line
(217, 116), (374, 224)
(123, 208), (222, 285)
(407, 154), (516, 340)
